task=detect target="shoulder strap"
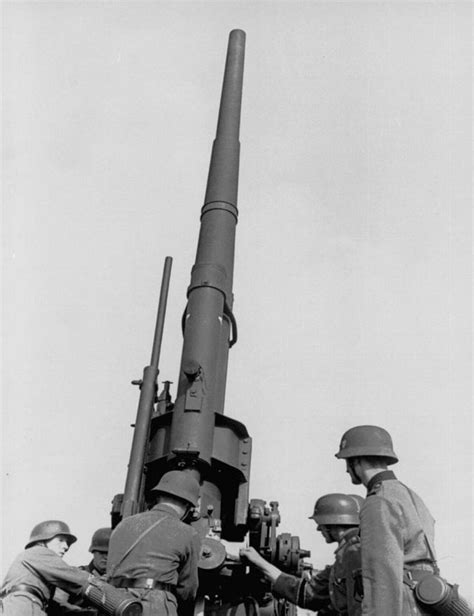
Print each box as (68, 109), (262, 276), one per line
(401, 483), (439, 574)
(107, 515), (167, 579)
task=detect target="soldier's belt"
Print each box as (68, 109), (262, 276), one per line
(404, 561), (436, 576)
(110, 577), (176, 594)
(406, 560), (436, 570)
(403, 568), (434, 586)
(0, 583), (47, 608)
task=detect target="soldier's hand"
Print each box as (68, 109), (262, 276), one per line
(239, 547), (266, 567)
(239, 547), (282, 582)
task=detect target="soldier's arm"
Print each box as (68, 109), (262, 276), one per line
(24, 550), (90, 595)
(273, 566), (333, 611)
(240, 548), (332, 612)
(176, 529), (201, 614)
(360, 496), (404, 615)
(342, 541), (363, 614)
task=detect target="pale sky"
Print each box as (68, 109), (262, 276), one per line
(2, 0), (472, 602)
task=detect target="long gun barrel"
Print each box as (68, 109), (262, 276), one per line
(168, 28), (244, 468)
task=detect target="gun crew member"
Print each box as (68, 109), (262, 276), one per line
(336, 425), (438, 616)
(107, 470), (201, 616)
(82, 527), (111, 576)
(240, 493), (364, 616)
(0, 520), (91, 616)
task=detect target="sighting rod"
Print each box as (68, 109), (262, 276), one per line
(121, 256), (172, 517)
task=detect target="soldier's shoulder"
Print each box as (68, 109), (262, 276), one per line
(346, 531), (360, 548)
(344, 537), (361, 564)
(23, 545), (56, 561)
(339, 534), (360, 561)
(362, 484), (409, 522)
(366, 480), (386, 496)
(336, 528), (359, 553)
(177, 518), (199, 538)
(6, 549), (27, 568)
(362, 490), (400, 517)
(114, 510), (147, 528)
(367, 478), (402, 497)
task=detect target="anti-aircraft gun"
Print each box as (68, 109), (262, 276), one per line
(112, 30), (310, 616)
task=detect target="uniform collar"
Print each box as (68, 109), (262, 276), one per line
(87, 561), (104, 576)
(367, 470), (397, 493)
(27, 545), (54, 554)
(151, 503), (181, 518)
(335, 527), (359, 553)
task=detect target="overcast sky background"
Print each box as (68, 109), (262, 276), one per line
(2, 0), (472, 601)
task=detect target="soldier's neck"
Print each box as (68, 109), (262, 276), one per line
(155, 498), (188, 518)
(359, 465), (387, 487)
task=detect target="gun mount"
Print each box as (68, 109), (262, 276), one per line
(112, 30), (310, 616)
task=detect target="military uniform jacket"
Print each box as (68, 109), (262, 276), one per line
(272, 528), (362, 615)
(360, 471), (436, 616)
(106, 503), (200, 613)
(328, 528), (362, 616)
(1, 546), (90, 606)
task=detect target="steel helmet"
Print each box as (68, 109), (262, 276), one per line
(349, 494), (365, 511)
(335, 425), (398, 465)
(308, 493), (362, 525)
(25, 520), (77, 549)
(89, 527), (112, 553)
(151, 470), (200, 507)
